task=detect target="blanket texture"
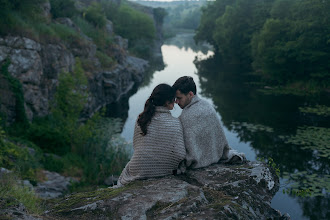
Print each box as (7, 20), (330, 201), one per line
(179, 95), (245, 169)
(118, 106), (186, 185)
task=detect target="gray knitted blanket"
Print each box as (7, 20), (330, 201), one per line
(179, 95), (245, 169)
(118, 106), (186, 185)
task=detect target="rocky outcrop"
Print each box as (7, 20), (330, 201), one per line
(0, 34), (148, 123)
(44, 161), (290, 219)
(0, 198), (42, 220)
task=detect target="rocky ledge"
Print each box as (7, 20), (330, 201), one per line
(42, 161), (289, 219)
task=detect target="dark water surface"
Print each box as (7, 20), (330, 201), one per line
(120, 33), (330, 220)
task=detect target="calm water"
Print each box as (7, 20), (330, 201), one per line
(120, 33), (330, 220)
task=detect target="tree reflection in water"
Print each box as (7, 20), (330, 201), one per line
(195, 54), (330, 220)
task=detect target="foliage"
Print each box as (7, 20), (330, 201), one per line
(50, 0), (78, 19)
(299, 105), (330, 117)
(96, 51), (116, 69)
(112, 4), (155, 57)
(279, 126), (330, 158)
(252, 0), (330, 84)
(282, 171), (329, 197)
(25, 58), (88, 155)
(256, 157), (280, 177)
(164, 3), (202, 31)
(7, 57), (130, 186)
(195, 0), (236, 47)
(195, 0), (329, 90)
(73, 16), (113, 53)
(0, 172), (43, 214)
(83, 2), (107, 29)
(0, 59), (28, 124)
(153, 7), (167, 25)
(0, 119), (42, 183)
(81, 118), (130, 184)
(101, 0), (120, 21)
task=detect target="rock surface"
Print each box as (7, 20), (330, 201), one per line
(0, 198), (42, 220)
(34, 170), (78, 199)
(44, 161), (290, 219)
(0, 35), (148, 123)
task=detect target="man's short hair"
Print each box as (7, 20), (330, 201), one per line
(172, 76), (196, 95)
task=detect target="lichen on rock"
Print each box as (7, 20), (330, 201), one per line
(44, 161), (290, 219)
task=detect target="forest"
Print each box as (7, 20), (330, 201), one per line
(195, 0), (329, 92)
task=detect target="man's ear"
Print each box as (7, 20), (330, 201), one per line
(188, 91), (194, 97)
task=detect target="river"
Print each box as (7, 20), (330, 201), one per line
(120, 33), (330, 220)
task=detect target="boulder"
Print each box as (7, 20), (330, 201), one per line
(44, 161), (290, 219)
(34, 170), (78, 199)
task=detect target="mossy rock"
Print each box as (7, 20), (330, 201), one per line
(43, 161), (287, 219)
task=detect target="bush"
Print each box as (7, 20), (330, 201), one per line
(96, 51), (116, 69)
(50, 0), (78, 19)
(0, 121), (42, 182)
(0, 172), (42, 214)
(84, 2), (107, 29)
(73, 16), (113, 51)
(82, 117), (130, 184)
(114, 5), (155, 43)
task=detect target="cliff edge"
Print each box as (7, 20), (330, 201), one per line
(40, 161), (289, 220)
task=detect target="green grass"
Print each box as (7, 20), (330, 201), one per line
(0, 172), (43, 215)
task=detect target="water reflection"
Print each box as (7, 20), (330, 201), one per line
(120, 33), (214, 150)
(195, 54), (330, 220)
(119, 33), (329, 220)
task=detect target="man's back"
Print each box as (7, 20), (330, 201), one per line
(179, 95), (230, 169)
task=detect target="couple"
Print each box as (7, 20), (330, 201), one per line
(117, 76), (245, 186)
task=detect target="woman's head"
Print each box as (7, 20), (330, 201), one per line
(138, 84), (175, 135)
(149, 83), (176, 108)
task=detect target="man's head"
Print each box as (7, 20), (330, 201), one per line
(172, 76), (196, 109)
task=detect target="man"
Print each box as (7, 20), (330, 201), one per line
(173, 76), (245, 169)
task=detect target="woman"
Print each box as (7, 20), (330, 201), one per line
(117, 84), (186, 186)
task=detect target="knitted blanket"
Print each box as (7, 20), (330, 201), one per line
(118, 106), (186, 186)
(179, 95), (245, 169)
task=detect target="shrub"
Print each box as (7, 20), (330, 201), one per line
(73, 16), (113, 51)
(84, 2), (107, 29)
(114, 5), (155, 42)
(82, 117), (130, 184)
(50, 0), (78, 19)
(0, 172), (42, 214)
(96, 51), (115, 68)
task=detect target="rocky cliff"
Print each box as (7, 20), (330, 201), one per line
(0, 161), (290, 219)
(0, 0), (163, 123)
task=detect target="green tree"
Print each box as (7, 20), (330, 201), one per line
(212, 0), (274, 66)
(114, 5), (155, 42)
(27, 58), (89, 155)
(252, 0), (330, 84)
(195, 0), (234, 47)
(153, 7), (167, 25)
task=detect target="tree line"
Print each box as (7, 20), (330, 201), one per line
(195, 0), (330, 89)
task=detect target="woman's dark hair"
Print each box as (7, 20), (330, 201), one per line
(172, 76), (196, 95)
(137, 84), (175, 135)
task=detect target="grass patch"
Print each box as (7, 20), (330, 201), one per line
(50, 181), (143, 214)
(0, 172), (43, 215)
(73, 16), (113, 51)
(96, 51), (116, 69)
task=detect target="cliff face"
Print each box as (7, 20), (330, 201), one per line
(0, 0), (163, 123)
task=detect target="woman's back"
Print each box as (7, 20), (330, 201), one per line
(118, 106), (185, 185)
